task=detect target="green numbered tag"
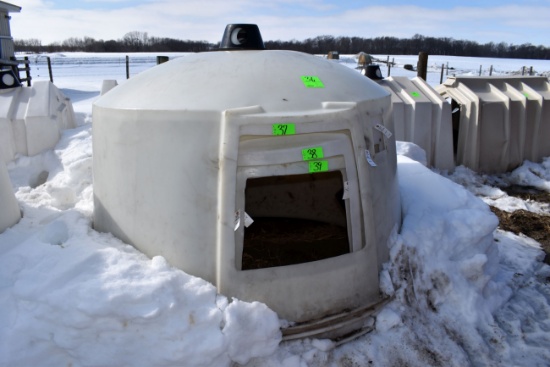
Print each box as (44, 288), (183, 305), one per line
(523, 92), (529, 98)
(272, 123), (296, 135)
(309, 161), (329, 173)
(410, 91), (420, 98)
(301, 76), (324, 88)
(302, 146), (324, 161)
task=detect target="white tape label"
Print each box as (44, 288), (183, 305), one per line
(342, 181), (350, 200)
(375, 123), (392, 139)
(235, 210), (254, 230)
(244, 212), (254, 228)
(365, 150), (377, 167)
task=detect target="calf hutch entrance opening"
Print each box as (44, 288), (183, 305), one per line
(241, 171), (350, 270)
(234, 132), (364, 272)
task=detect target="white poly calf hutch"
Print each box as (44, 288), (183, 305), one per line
(0, 80), (76, 164)
(377, 76), (455, 171)
(93, 25), (401, 340)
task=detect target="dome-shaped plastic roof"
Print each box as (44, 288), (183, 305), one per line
(94, 50), (389, 113)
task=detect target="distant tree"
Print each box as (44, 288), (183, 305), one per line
(61, 37), (83, 51)
(122, 31), (149, 51)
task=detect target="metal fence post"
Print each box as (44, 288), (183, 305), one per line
(47, 56), (53, 83)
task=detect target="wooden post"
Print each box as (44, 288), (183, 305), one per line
(446, 62), (449, 75)
(23, 57), (31, 86)
(126, 55), (130, 79)
(529, 66), (533, 76)
(489, 65), (493, 76)
(479, 65), (482, 76)
(388, 61), (391, 77)
(47, 56), (53, 83)
(440, 63), (444, 84)
(417, 52), (428, 81)
(522, 66), (525, 76)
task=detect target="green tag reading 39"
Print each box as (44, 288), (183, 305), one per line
(301, 76), (324, 88)
(302, 146), (324, 161)
(309, 161), (329, 173)
(272, 123), (296, 135)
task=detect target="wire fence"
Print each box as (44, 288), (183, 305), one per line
(25, 54), (187, 84)
(17, 53), (550, 87)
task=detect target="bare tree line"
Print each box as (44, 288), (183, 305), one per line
(14, 31), (550, 59)
(265, 34), (550, 59)
(15, 31), (211, 53)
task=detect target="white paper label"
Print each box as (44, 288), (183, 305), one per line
(244, 212), (254, 227)
(375, 123), (392, 139)
(342, 181), (350, 200)
(365, 150), (377, 167)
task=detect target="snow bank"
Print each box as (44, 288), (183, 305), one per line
(0, 124), (281, 367)
(245, 147), (550, 366)
(0, 212), (279, 366)
(444, 159), (550, 214)
(396, 140), (427, 167)
(395, 155), (502, 317)
(509, 157), (550, 191)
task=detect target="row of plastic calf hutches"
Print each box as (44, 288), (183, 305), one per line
(372, 73), (550, 174)
(376, 76), (455, 171)
(436, 76), (550, 173)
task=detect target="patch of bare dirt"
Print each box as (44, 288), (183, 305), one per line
(490, 186), (550, 265)
(500, 186), (550, 205)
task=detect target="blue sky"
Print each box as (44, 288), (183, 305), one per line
(43, 0), (548, 11)
(8, 0), (550, 47)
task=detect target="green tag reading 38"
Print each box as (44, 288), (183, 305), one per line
(302, 146), (324, 161)
(272, 123), (296, 135)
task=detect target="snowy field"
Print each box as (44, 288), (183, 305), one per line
(1, 52), (550, 366)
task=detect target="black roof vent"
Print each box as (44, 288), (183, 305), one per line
(219, 24), (265, 50)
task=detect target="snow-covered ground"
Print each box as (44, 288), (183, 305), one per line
(1, 53), (550, 366)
